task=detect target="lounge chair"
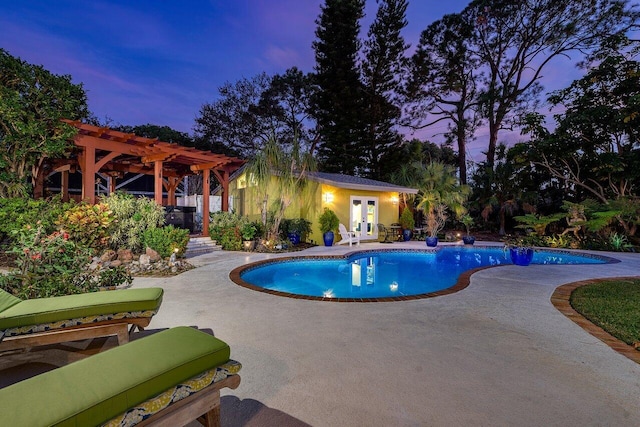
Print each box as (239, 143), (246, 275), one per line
(0, 326), (241, 427)
(337, 223), (360, 246)
(0, 287), (163, 352)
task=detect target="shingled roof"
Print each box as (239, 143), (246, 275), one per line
(306, 172), (418, 194)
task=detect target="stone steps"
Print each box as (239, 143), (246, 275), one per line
(185, 236), (221, 258)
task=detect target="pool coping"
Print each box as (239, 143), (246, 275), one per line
(550, 276), (640, 365)
(229, 247), (618, 302)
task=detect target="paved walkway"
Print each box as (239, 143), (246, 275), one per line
(3, 241), (640, 426)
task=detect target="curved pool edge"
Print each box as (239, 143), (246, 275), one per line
(229, 247), (620, 302)
(229, 255), (494, 302)
(551, 276), (640, 364)
(337, 245), (621, 264)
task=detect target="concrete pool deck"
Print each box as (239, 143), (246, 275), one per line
(2, 241), (640, 426)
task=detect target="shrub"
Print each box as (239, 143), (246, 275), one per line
(209, 211), (254, 250)
(96, 265), (133, 289)
(543, 234), (578, 249)
(240, 222), (257, 241)
(55, 203), (115, 254)
(0, 225), (135, 299)
(0, 197), (73, 245)
(219, 226), (243, 251)
(280, 218), (312, 241)
(142, 225), (190, 258)
(0, 225), (95, 298)
(103, 193), (164, 253)
(399, 207), (415, 230)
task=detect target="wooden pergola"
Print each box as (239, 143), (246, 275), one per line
(47, 120), (245, 236)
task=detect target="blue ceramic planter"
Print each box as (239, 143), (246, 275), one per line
(509, 247), (534, 266)
(323, 231), (334, 246)
(426, 236), (438, 247)
(288, 232), (301, 245)
(462, 235), (476, 245)
(402, 229), (412, 241)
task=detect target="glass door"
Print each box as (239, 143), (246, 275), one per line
(350, 196), (378, 240)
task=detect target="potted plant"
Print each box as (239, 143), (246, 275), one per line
(318, 208), (339, 246)
(279, 218), (297, 245)
(504, 234), (537, 266)
(416, 162), (470, 248)
(424, 204), (447, 247)
(240, 221), (257, 251)
(460, 213), (475, 245)
(399, 206), (415, 241)
(283, 218), (312, 245)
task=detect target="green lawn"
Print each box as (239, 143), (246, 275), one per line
(570, 279), (640, 348)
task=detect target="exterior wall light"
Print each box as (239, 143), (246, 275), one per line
(324, 192), (334, 203)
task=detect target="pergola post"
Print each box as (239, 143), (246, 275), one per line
(154, 160), (163, 206)
(212, 169), (230, 212)
(61, 170), (69, 202)
(202, 169), (210, 237)
(220, 170), (230, 212)
(81, 145), (96, 204)
(164, 176), (182, 206)
(108, 174), (117, 195)
(33, 167), (46, 199)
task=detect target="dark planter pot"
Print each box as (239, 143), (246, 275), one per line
(402, 229), (412, 241)
(462, 235), (476, 245)
(288, 232), (301, 245)
(509, 247), (534, 266)
(426, 236), (438, 247)
(323, 231), (335, 247)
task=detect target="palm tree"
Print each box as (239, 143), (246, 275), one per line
(246, 134), (316, 241)
(390, 162), (422, 208)
(416, 162), (470, 237)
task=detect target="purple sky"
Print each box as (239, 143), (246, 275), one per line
(1, 0), (581, 161)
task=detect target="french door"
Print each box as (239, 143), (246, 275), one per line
(350, 196), (378, 240)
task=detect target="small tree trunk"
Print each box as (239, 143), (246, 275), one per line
(499, 204), (506, 236)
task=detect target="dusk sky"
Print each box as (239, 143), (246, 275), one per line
(1, 0), (582, 160)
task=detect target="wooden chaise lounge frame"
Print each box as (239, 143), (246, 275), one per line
(0, 287), (163, 353)
(137, 374), (241, 427)
(0, 316), (151, 352)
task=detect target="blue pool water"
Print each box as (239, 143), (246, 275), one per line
(239, 247), (609, 299)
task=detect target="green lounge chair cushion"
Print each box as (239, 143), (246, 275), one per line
(0, 326), (232, 427)
(0, 289), (21, 313)
(0, 287), (163, 331)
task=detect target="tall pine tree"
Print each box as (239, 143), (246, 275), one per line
(361, 0), (409, 180)
(312, 0), (366, 175)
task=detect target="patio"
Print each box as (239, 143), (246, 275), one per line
(2, 241), (639, 426)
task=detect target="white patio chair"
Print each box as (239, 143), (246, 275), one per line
(337, 223), (360, 246)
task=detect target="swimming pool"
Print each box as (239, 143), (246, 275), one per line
(233, 247), (614, 301)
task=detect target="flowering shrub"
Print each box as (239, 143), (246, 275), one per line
(0, 225), (95, 298)
(0, 224), (131, 299)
